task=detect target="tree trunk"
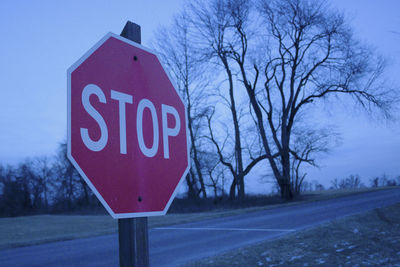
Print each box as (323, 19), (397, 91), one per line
(185, 78), (207, 199)
(229, 177), (236, 200)
(279, 178), (293, 200)
(221, 57), (245, 201)
(68, 172), (73, 210)
(44, 182), (48, 212)
(80, 179), (89, 205)
(186, 170), (198, 200)
(189, 127), (207, 198)
(237, 174), (245, 201)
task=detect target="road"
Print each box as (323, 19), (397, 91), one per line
(1, 188), (399, 266)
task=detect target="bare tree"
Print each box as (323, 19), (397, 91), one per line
(290, 126), (340, 194)
(0, 165), (31, 216)
(17, 161), (40, 209)
(189, 0), (267, 200)
(16, 158), (53, 212)
(198, 150), (227, 199)
(1, 158), (53, 215)
(153, 13), (210, 199)
(205, 108), (266, 200)
(369, 177), (379, 188)
(31, 156), (53, 211)
(226, 0), (394, 199)
(370, 173), (398, 187)
(53, 142), (93, 209)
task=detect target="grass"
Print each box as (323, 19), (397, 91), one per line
(183, 203), (400, 266)
(0, 187), (397, 250)
(0, 215), (115, 249)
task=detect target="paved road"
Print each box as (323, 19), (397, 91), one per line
(1, 188), (399, 266)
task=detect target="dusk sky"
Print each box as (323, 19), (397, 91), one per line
(0, 0), (399, 192)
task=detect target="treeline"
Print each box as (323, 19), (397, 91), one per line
(0, 143), (101, 217)
(271, 174), (400, 194)
(1, 145), (397, 217)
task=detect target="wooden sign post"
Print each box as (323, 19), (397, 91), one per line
(118, 21), (149, 267)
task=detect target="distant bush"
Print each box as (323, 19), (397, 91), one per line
(300, 180), (325, 192)
(330, 175), (365, 190)
(370, 174), (398, 187)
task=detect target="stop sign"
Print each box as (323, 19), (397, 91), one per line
(67, 33), (189, 218)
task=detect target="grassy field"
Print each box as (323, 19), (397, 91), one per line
(184, 203), (400, 266)
(0, 215), (115, 249)
(0, 187), (396, 250)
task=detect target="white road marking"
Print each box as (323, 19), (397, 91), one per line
(154, 227), (296, 232)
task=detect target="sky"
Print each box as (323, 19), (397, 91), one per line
(0, 0), (399, 192)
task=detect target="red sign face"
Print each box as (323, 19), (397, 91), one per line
(67, 33), (189, 218)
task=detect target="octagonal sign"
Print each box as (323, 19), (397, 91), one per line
(67, 33), (189, 218)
